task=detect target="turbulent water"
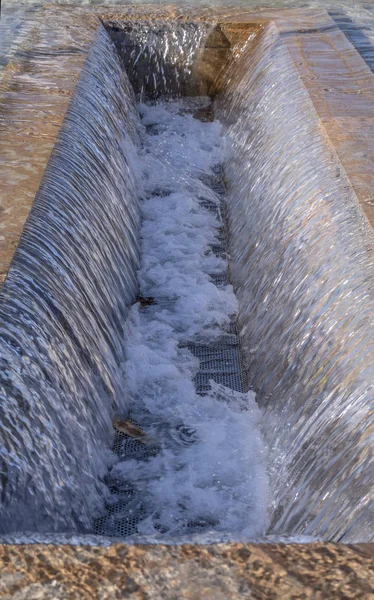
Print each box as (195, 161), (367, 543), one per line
(0, 3), (373, 542)
(96, 98), (268, 539)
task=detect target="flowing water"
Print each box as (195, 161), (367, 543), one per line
(0, 4), (373, 543)
(216, 23), (374, 541)
(2, 1), (374, 71)
(0, 26), (142, 533)
(94, 98), (268, 540)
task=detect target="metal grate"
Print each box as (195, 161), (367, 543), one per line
(93, 430), (160, 537)
(113, 431), (159, 460)
(209, 243), (227, 258)
(194, 372), (243, 394)
(199, 199), (221, 218)
(210, 272), (229, 287)
(94, 490), (147, 537)
(188, 339), (245, 394)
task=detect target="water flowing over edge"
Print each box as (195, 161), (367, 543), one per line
(216, 22), (374, 542)
(2, 2), (374, 76)
(0, 25), (141, 533)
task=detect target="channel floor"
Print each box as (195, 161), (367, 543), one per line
(94, 104), (247, 539)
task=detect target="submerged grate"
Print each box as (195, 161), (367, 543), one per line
(188, 340), (245, 394)
(199, 199), (222, 219)
(113, 431), (159, 460)
(210, 272), (229, 287)
(94, 432), (160, 537)
(94, 490), (147, 538)
(209, 243), (227, 258)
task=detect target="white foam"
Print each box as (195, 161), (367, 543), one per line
(115, 98), (269, 538)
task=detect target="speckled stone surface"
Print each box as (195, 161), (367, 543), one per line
(0, 543), (373, 599)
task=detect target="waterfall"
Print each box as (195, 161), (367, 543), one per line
(217, 23), (373, 542)
(0, 25), (141, 533)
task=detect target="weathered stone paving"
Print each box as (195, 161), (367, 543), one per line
(0, 542), (373, 599)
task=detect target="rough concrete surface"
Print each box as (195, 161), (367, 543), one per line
(0, 542), (373, 599)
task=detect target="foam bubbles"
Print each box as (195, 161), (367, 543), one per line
(114, 99), (269, 538)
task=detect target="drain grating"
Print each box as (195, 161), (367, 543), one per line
(209, 243), (227, 258)
(188, 340), (245, 394)
(94, 490), (147, 537)
(94, 432), (159, 537)
(210, 272), (229, 287)
(113, 431), (159, 460)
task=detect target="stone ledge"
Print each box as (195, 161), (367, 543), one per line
(0, 542), (373, 599)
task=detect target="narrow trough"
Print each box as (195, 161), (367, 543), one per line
(0, 8), (373, 549)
